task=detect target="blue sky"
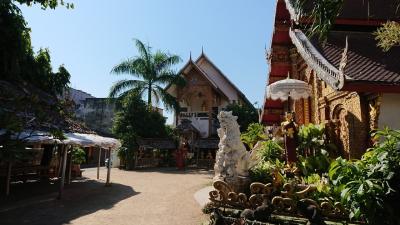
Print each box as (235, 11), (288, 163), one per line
(21, 0), (276, 123)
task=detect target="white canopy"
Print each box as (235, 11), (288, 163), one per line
(1, 130), (121, 149)
(63, 133), (121, 149)
(267, 77), (311, 101)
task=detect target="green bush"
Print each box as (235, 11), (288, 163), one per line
(241, 123), (267, 149)
(249, 161), (274, 184)
(302, 173), (332, 199)
(297, 149), (331, 176)
(117, 147), (135, 170)
(328, 128), (400, 224)
(258, 140), (283, 162)
(297, 123), (326, 156)
(72, 147), (86, 165)
(250, 159), (286, 184)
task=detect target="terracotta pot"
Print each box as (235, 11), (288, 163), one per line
(72, 164), (82, 177)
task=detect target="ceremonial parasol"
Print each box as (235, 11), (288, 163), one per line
(267, 76), (311, 101)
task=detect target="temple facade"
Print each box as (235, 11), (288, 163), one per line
(261, 0), (400, 159)
(167, 52), (251, 138)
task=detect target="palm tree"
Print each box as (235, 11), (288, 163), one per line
(109, 39), (185, 111)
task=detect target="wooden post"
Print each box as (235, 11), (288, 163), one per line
(55, 146), (61, 177)
(105, 147), (111, 186)
(58, 145), (68, 199)
(97, 148), (102, 180)
(196, 146), (200, 168)
(5, 162), (12, 196)
(67, 148), (72, 184)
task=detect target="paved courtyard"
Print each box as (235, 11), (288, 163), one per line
(0, 168), (213, 225)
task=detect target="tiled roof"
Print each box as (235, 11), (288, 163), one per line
(193, 138), (219, 149)
(0, 80), (96, 134)
(136, 138), (177, 150)
(311, 31), (400, 84)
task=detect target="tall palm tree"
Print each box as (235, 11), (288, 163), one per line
(109, 39), (185, 111)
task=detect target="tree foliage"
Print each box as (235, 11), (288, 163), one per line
(292, 0), (343, 40)
(374, 21), (400, 52)
(109, 39), (185, 111)
(0, 0), (73, 162)
(0, 0), (71, 96)
(14, 0), (74, 9)
(113, 93), (171, 169)
(225, 102), (258, 132)
(112, 93), (169, 149)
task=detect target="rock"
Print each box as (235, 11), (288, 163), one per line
(253, 204), (273, 222)
(240, 209), (255, 221)
(297, 201), (327, 225)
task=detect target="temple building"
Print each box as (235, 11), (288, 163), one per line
(261, 0), (400, 158)
(167, 51), (251, 138)
(166, 51), (252, 167)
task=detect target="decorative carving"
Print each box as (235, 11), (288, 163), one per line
(369, 95), (382, 132)
(213, 111), (261, 182)
(270, 46), (290, 63)
(289, 28), (345, 90)
(209, 180), (348, 220)
(338, 109), (350, 157)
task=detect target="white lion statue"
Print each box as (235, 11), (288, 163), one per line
(214, 111), (261, 181)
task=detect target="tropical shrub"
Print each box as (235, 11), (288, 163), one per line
(297, 123), (325, 156)
(117, 147), (136, 170)
(297, 149), (331, 176)
(257, 140), (283, 162)
(249, 161), (275, 184)
(72, 147), (86, 165)
(249, 159), (285, 184)
(241, 123), (267, 149)
(302, 173), (332, 199)
(328, 128), (400, 224)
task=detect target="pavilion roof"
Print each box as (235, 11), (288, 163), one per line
(136, 138), (176, 150)
(192, 138), (219, 149)
(0, 80), (122, 149)
(1, 130), (121, 149)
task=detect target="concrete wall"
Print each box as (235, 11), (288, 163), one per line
(76, 98), (116, 136)
(379, 93), (400, 130)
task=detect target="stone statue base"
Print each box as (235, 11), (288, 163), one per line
(225, 176), (251, 193)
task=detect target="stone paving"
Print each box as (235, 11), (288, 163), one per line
(0, 167), (213, 225)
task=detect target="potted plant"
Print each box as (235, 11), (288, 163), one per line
(71, 147), (86, 177)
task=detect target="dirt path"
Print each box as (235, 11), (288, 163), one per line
(0, 168), (213, 225)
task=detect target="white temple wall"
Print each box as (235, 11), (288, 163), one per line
(378, 93), (400, 130)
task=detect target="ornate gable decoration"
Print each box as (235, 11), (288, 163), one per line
(289, 29), (346, 90)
